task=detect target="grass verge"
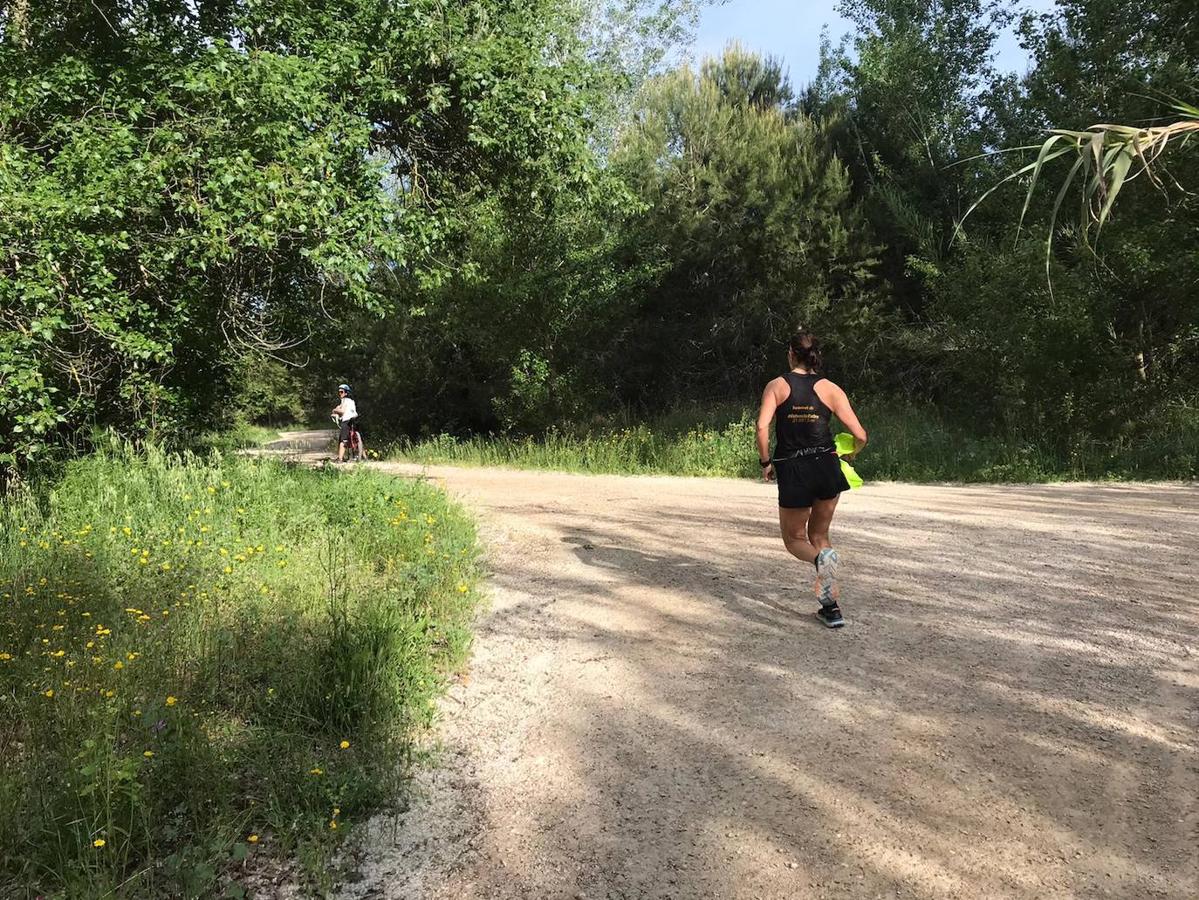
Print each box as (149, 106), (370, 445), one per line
(388, 398), (1198, 483)
(0, 447), (481, 898)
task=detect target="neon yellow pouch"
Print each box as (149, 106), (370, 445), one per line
(835, 432), (863, 489)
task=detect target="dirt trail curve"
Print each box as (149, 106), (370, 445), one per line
(274, 435), (1199, 899)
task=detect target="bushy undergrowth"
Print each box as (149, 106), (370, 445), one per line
(0, 449), (480, 898)
(389, 398), (1197, 483)
(393, 420), (761, 478)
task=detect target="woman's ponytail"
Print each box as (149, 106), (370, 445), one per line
(789, 330), (823, 373)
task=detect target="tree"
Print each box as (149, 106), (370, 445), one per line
(940, 0), (1199, 440)
(0, 0), (602, 471)
(808, 0), (1015, 316)
(286, 1), (709, 436)
(607, 45), (882, 404)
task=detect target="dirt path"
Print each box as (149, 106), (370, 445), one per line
(316, 453), (1198, 899)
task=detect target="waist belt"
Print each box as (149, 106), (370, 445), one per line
(772, 446), (835, 463)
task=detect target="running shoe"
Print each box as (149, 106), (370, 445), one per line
(814, 547), (840, 605)
(815, 603), (845, 628)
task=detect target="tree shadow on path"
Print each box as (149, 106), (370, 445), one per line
(464, 477), (1198, 900)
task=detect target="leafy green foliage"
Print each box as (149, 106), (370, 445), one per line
(0, 0), (604, 473)
(807, 0), (1015, 315)
(0, 449), (480, 897)
(606, 45), (883, 401)
(795, 0), (1199, 455)
(7, 0), (1196, 481)
(391, 395), (1198, 481)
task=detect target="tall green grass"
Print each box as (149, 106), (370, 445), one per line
(389, 398), (1197, 482)
(393, 421), (761, 478)
(0, 447), (481, 898)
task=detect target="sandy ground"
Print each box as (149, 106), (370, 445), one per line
(269, 434), (1199, 899)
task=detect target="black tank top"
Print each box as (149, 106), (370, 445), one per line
(773, 372), (834, 457)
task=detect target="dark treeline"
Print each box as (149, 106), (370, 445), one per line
(4, 0), (1197, 477)
(312, 0), (1198, 472)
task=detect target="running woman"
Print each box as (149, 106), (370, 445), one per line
(756, 331), (867, 627)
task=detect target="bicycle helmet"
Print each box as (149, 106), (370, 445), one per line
(337, 383), (352, 395)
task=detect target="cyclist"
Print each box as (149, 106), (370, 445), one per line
(332, 383), (364, 462)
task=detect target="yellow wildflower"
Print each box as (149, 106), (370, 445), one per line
(247, 834), (260, 844)
(93, 838), (106, 848)
(339, 740), (350, 750)
(165, 696), (178, 706)
(143, 750), (154, 758)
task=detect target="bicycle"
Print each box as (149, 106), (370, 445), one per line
(331, 414), (366, 462)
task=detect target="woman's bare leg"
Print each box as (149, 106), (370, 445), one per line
(807, 495), (839, 552)
(778, 506), (817, 564)
(807, 495), (842, 606)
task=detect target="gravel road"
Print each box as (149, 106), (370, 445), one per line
(317, 457), (1198, 900)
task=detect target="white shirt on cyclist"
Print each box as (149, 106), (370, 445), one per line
(338, 398), (358, 421)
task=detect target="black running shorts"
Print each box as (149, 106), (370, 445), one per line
(338, 419), (354, 444)
(775, 452), (850, 509)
